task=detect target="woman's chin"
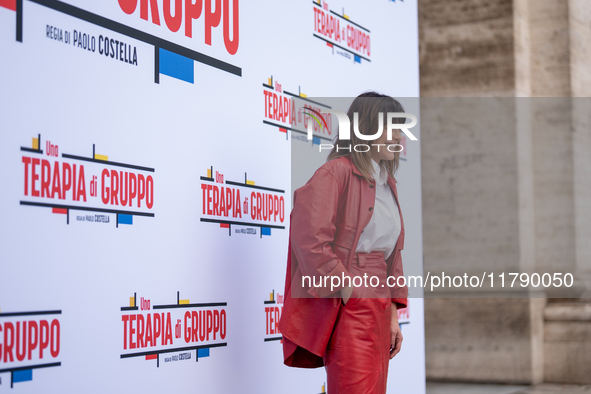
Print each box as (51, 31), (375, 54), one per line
(384, 153), (396, 161)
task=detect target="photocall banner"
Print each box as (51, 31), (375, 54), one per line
(0, 0), (423, 392)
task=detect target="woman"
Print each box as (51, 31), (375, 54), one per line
(279, 92), (409, 393)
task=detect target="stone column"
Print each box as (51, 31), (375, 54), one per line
(419, 0), (590, 385)
(569, 0), (591, 298)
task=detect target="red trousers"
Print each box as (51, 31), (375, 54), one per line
(322, 251), (393, 394)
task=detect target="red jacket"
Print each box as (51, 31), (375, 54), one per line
(279, 155), (408, 368)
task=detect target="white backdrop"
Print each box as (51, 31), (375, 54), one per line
(0, 0), (424, 392)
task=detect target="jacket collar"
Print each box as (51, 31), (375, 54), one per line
(346, 155), (398, 183)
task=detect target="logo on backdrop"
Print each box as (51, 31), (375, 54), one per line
(1, 0), (241, 86)
(120, 292), (227, 368)
(117, 0), (241, 83)
(0, 307), (62, 388)
(20, 135), (155, 227)
(263, 289), (283, 343)
(262, 75), (333, 146)
(199, 165), (286, 237)
(312, 1), (371, 64)
(397, 304), (410, 330)
(117, 0), (239, 55)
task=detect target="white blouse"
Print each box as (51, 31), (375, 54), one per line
(355, 157), (401, 260)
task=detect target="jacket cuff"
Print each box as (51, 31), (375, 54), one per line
(391, 297), (408, 310)
(305, 260), (351, 299)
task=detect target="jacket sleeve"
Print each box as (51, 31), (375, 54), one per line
(290, 167), (351, 299)
(390, 256), (408, 309)
(389, 230), (409, 310)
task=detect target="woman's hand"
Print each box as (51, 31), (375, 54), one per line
(389, 305), (403, 359)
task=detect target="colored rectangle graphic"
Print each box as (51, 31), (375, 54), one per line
(0, 0), (15, 11)
(13, 369), (33, 383)
(159, 48), (194, 84)
(119, 214), (133, 225)
(197, 348), (210, 358)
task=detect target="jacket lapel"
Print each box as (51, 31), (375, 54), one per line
(387, 175), (405, 251)
(346, 155), (404, 242)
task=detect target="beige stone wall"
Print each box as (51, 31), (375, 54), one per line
(522, 0), (571, 97)
(544, 304), (591, 384)
(419, 0), (515, 96)
(569, 0), (591, 295)
(425, 298), (546, 384)
(419, 0), (591, 384)
(420, 98), (520, 276)
(569, 0), (591, 97)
